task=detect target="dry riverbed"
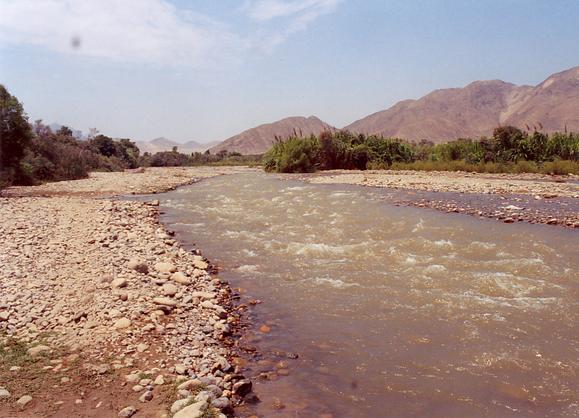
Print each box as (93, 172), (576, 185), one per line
(304, 170), (579, 227)
(0, 167), (256, 418)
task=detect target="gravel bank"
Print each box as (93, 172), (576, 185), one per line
(304, 170), (579, 227)
(0, 167), (256, 417)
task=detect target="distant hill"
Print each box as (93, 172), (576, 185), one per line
(136, 137), (218, 154)
(209, 116), (334, 155)
(345, 66), (579, 142)
(48, 123), (85, 139)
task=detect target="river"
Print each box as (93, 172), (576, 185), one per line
(159, 173), (579, 417)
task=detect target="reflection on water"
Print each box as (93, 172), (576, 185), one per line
(160, 173), (579, 417)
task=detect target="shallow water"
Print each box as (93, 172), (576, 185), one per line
(160, 173), (579, 417)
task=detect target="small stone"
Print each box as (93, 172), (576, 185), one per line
(153, 297), (177, 307)
(16, 395), (32, 408)
(192, 259), (209, 270)
(118, 405), (137, 417)
(0, 387), (10, 398)
(132, 385), (144, 392)
(259, 324), (271, 333)
(111, 278), (128, 288)
(0, 311), (10, 321)
(154, 375), (165, 385)
(113, 318), (132, 329)
(136, 343), (148, 353)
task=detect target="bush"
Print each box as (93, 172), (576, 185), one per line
(262, 128), (579, 174)
(263, 136), (319, 173)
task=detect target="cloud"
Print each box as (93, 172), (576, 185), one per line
(244, 0), (340, 49)
(0, 0), (245, 67)
(0, 0), (341, 67)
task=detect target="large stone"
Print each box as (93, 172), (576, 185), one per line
(153, 297), (177, 307)
(0, 387), (10, 398)
(154, 262), (177, 274)
(113, 317), (132, 329)
(171, 272), (190, 285)
(128, 259), (148, 274)
(232, 379), (252, 397)
(191, 291), (215, 300)
(192, 259), (209, 270)
(111, 278), (128, 288)
(177, 379), (203, 391)
(162, 283), (178, 297)
(27, 345), (50, 357)
(170, 398), (192, 414)
(118, 405), (137, 417)
(16, 395), (32, 408)
(173, 400), (208, 418)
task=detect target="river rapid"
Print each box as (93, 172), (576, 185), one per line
(159, 173), (579, 417)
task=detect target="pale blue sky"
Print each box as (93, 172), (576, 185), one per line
(1, 0), (578, 142)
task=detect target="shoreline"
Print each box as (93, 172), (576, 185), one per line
(0, 167), (256, 418)
(300, 169), (579, 228)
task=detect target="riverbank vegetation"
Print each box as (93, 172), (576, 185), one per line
(139, 148), (261, 168)
(0, 85), (260, 188)
(263, 129), (579, 174)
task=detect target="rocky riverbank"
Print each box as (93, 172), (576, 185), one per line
(0, 167), (256, 417)
(304, 170), (579, 227)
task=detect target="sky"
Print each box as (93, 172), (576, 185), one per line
(1, 0), (578, 143)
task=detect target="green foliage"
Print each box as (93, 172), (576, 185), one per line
(139, 148), (261, 168)
(262, 127), (579, 174)
(0, 84), (34, 186)
(263, 136), (319, 173)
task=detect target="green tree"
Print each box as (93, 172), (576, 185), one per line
(0, 85), (34, 186)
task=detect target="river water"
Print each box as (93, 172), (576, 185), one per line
(159, 173), (578, 417)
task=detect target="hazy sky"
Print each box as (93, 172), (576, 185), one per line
(1, 0), (578, 143)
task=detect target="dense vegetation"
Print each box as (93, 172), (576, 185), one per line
(139, 148), (261, 168)
(1, 85), (140, 188)
(263, 128), (579, 174)
(0, 85), (259, 189)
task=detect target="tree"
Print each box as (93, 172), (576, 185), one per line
(90, 134), (116, 157)
(0, 85), (34, 186)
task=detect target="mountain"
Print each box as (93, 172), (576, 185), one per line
(345, 66), (579, 142)
(209, 116), (334, 155)
(136, 137), (216, 154)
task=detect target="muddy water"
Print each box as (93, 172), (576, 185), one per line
(160, 173), (579, 417)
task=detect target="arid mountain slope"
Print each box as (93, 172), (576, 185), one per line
(136, 137), (217, 154)
(209, 116), (334, 155)
(345, 66), (579, 142)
